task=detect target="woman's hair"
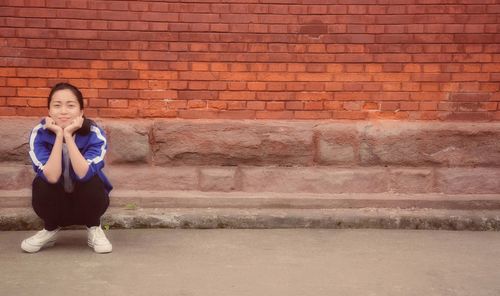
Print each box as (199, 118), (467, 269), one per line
(47, 82), (84, 110)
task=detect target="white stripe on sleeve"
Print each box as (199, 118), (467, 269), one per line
(29, 123), (45, 170)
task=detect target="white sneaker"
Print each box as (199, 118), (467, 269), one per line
(87, 225), (112, 253)
(21, 227), (61, 253)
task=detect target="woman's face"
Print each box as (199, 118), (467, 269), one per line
(48, 89), (83, 129)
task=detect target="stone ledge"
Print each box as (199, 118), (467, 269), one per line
(2, 207), (500, 231)
(2, 189), (500, 210)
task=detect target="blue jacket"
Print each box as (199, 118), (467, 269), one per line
(28, 118), (113, 194)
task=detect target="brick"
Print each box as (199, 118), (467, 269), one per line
(301, 101), (323, 111)
(187, 100), (207, 109)
(99, 90), (138, 99)
(220, 72), (256, 81)
(140, 90), (177, 100)
(257, 73), (294, 81)
(109, 99), (129, 108)
(323, 101), (341, 110)
(6, 78), (26, 87)
(27, 79), (48, 87)
(178, 91), (218, 100)
(344, 64), (364, 73)
(382, 83), (401, 91)
(294, 111), (331, 119)
(334, 73), (372, 82)
(219, 91), (255, 101)
(360, 102), (378, 111)
(247, 101), (265, 110)
(410, 92), (446, 101)
(296, 92), (331, 101)
(247, 82), (266, 91)
(419, 102), (438, 111)
(88, 99), (108, 108)
(140, 71), (177, 80)
(452, 73), (490, 82)
(7, 98), (28, 106)
(140, 51), (178, 61)
(207, 101), (227, 110)
(400, 102), (419, 111)
(207, 82), (227, 90)
(98, 70), (138, 80)
(335, 92), (370, 101)
(226, 101), (246, 110)
(380, 102), (399, 111)
(17, 88), (48, 97)
(255, 111), (294, 119)
(228, 82), (247, 91)
(450, 93), (491, 102)
(342, 102), (362, 111)
(129, 2), (149, 11)
(99, 108), (138, 118)
(285, 101), (303, 110)
(266, 102), (285, 111)
(15, 107), (46, 117)
(332, 111), (367, 120)
(17, 68), (57, 78)
(296, 73), (332, 81)
(421, 83), (440, 92)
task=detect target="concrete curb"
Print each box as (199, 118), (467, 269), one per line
(2, 189), (500, 210)
(2, 207), (500, 231)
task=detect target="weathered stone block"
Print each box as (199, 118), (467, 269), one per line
(106, 165), (198, 191)
(241, 167), (389, 193)
(436, 168), (500, 194)
(199, 167), (239, 192)
(0, 118), (39, 163)
(314, 122), (360, 165)
(389, 168), (435, 193)
(0, 164), (33, 190)
(102, 120), (151, 164)
(152, 120), (315, 166)
(360, 122), (500, 167)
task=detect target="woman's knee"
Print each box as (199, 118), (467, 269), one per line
(73, 176), (109, 209)
(75, 176), (106, 194)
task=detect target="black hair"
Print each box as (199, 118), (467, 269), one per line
(47, 82), (84, 110)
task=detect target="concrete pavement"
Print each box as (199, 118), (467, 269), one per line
(1, 228), (500, 296)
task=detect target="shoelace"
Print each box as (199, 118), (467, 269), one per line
(33, 230), (48, 239)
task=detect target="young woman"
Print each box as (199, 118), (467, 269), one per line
(21, 82), (113, 254)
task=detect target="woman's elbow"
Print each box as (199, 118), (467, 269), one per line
(44, 173), (60, 184)
(75, 166), (90, 179)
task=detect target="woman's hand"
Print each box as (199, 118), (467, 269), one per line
(64, 116), (84, 136)
(44, 116), (63, 136)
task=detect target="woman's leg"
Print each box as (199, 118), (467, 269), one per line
(32, 177), (68, 231)
(72, 175), (110, 227)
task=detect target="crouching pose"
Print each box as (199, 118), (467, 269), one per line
(21, 82), (113, 254)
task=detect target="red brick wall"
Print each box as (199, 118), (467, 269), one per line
(0, 0), (499, 120)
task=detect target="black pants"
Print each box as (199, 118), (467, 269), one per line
(32, 175), (110, 231)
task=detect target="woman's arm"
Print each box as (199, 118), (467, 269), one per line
(42, 117), (64, 183)
(64, 116), (89, 179)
